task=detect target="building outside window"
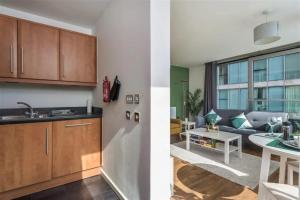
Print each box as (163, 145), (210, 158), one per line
(253, 87), (267, 111)
(217, 48), (300, 114)
(268, 56), (284, 81)
(253, 59), (267, 82)
(218, 64), (228, 85)
(286, 53), (300, 80)
(268, 87), (284, 112)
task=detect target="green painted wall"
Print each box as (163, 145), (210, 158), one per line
(170, 65), (189, 119)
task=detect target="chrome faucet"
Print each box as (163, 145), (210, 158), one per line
(17, 102), (37, 118)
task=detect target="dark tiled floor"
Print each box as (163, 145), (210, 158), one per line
(15, 175), (119, 200)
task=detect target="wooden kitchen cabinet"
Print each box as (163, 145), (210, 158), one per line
(0, 15), (17, 78)
(52, 118), (101, 178)
(60, 30), (97, 83)
(18, 20), (59, 80)
(0, 122), (52, 192)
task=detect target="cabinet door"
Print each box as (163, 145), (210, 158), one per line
(0, 122), (52, 192)
(18, 20), (59, 80)
(53, 118), (101, 178)
(60, 30), (97, 83)
(0, 15), (17, 78)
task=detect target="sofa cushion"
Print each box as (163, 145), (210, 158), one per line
(219, 125), (257, 136)
(205, 109), (222, 124)
(246, 111), (288, 130)
(233, 128), (257, 136)
(195, 115), (205, 128)
(231, 113), (253, 129)
(219, 125), (237, 133)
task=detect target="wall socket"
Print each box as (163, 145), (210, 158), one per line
(134, 112), (140, 122)
(125, 110), (131, 120)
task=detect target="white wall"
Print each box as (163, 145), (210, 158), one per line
(189, 64), (205, 94)
(150, 1), (170, 200)
(93, 0), (170, 199)
(0, 84), (92, 108)
(0, 5), (92, 35)
(0, 6), (94, 109)
(93, 1), (151, 199)
(188, 64), (205, 115)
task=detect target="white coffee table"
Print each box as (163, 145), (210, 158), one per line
(182, 121), (196, 131)
(185, 128), (242, 164)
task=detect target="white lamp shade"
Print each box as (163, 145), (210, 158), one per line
(254, 21), (280, 45)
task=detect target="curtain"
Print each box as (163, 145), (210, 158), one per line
(203, 62), (217, 114)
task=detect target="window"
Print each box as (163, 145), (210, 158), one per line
(254, 87), (267, 111)
(268, 56), (284, 81)
(216, 48), (300, 113)
(229, 89), (239, 109)
(240, 88), (248, 110)
(217, 61), (248, 86)
(228, 61), (248, 84)
(285, 86), (300, 113)
(218, 90), (228, 109)
(218, 65), (228, 85)
(253, 59), (267, 82)
(286, 53), (300, 80)
(268, 87), (284, 112)
(218, 89), (248, 110)
(229, 63), (239, 84)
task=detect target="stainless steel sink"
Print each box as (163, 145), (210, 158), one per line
(0, 115), (29, 120)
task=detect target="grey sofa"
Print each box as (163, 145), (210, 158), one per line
(196, 111), (289, 148)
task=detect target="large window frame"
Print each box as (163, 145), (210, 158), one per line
(217, 48), (300, 113)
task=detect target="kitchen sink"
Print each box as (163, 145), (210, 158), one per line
(0, 115), (29, 120)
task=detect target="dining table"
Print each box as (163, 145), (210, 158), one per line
(249, 133), (300, 200)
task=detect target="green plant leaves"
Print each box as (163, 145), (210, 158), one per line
(186, 88), (204, 117)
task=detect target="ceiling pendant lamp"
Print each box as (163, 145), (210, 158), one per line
(254, 11), (280, 45)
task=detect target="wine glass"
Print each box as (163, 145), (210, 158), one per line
(267, 117), (277, 136)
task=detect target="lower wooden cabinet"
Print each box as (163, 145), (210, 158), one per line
(0, 122), (52, 192)
(0, 118), (101, 199)
(52, 118), (101, 178)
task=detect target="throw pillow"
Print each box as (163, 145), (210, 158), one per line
(204, 109), (222, 124)
(231, 113), (253, 129)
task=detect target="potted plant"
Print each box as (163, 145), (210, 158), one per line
(186, 88), (204, 122)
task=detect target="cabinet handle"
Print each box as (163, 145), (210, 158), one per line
(65, 123), (92, 127)
(10, 45), (13, 73)
(45, 128), (48, 155)
(61, 55), (65, 78)
(21, 48), (24, 74)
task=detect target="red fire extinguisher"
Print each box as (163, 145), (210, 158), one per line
(103, 76), (110, 103)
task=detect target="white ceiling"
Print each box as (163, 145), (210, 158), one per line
(0, 0), (111, 29)
(171, 0), (300, 67)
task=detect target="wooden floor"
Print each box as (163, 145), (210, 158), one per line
(171, 135), (298, 200)
(15, 175), (119, 200)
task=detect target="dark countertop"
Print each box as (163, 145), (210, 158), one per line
(0, 107), (102, 125)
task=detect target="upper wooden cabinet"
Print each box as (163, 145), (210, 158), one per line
(0, 14), (97, 86)
(0, 122), (52, 192)
(0, 15), (17, 78)
(60, 30), (97, 83)
(18, 20), (59, 80)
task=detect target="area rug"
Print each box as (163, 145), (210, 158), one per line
(171, 141), (279, 189)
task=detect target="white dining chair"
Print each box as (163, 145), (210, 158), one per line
(287, 161), (299, 185)
(262, 161), (299, 200)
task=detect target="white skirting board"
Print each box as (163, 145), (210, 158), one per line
(100, 168), (128, 200)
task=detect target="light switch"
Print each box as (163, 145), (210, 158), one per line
(134, 94), (139, 104)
